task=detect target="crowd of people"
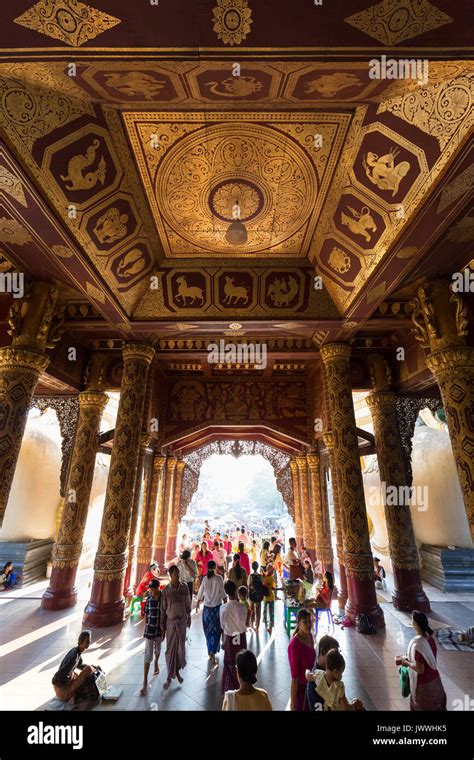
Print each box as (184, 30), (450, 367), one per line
(50, 521), (449, 712)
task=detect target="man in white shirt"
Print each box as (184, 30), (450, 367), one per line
(220, 580), (248, 693)
(284, 537), (303, 580)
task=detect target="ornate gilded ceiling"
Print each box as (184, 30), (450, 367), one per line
(123, 112), (351, 258)
(0, 0), (472, 361)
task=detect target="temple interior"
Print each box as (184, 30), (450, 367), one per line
(0, 0), (473, 713)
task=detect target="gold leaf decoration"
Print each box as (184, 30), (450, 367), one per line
(86, 281), (105, 303)
(345, 0), (452, 46)
(51, 244), (74, 258)
(0, 217), (33, 246)
(212, 0), (253, 46)
(14, 0), (122, 47)
(396, 246), (418, 259)
(0, 166), (27, 207)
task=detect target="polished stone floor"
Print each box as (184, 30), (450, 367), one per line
(0, 570), (473, 712)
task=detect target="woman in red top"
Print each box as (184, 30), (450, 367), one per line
(238, 542), (251, 575)
(135, 563), (160, 597)
(195, 541), (213, 588)
(288, 609), (315, 711)
(305, 570), (334, 610)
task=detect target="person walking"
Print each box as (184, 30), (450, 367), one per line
(196, 560), (226, 663)
(262, 562), (277, 635)
(176, 550), (198, 603)
(160, 565), (191, 689)
(228, 554), (248, 589)
(222, 649), (272, 711)
(249, 561), (265, 632)
(140, 579), (162, 695)
(220, 581), (248, 694)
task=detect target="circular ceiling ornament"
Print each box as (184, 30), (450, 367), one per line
(212, 0), (253, 46)
(157, 123), (317, 254)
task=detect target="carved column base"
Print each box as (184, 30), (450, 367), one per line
(82, 578), (124, 628)
(345, 575), (385, 629)
(392, 567), (431, 613)
(41, 565), (78, 610)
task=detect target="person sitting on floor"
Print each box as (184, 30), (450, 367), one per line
(373, 557), (386, 588)
(309, 649), (365, 711)
(52, 631), (98, 704)
(0, 562), (19, 591)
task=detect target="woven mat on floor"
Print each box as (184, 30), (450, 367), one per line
(435, 629), (474, 652)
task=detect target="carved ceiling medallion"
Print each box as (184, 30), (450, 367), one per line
(212, 0), (253, 46)
(14, 0), (121, 47)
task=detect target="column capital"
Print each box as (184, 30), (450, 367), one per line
(78, 390), (108, 409)
(175, 459), (186, 475)
(307, 452), (320, 469)
(320, 343), (351, 365)
(365, 391), (397, 415)
(0, 346), (49, 373)
(139, 433), (153, 450)
(289, 459), (299, 473)
(122, 342), (155, 365)
(295, 455), (307, 469)
(322, 431), (334, 449)
(153, 454), (166, 472)
(426, 346), (474, 377)
(166, 456), (178, 472)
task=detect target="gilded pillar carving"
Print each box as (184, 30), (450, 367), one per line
(137, 454), (165, 581)
(123, 434), (153, 597)
(166, 458), (185, 561)
(289, 459), (303, 547)
(153, 456), (169, 565)
(307, 452), (334, 570)
(323, 431), (347, 609)
(366, 355), (430, 612)
(83, 342), (155, 628)
(411, 280), (474, 541)
(320, 343), (384, 628)
(0, 281), (64, 526)
(296, 456), (314, 556)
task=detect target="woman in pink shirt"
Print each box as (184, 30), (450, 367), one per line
(288, 608), (315, 711)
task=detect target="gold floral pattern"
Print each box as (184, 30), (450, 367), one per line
(0, 217), (33, 246)
(14, 0), (121, 47)
(0, 166), (27, 207)
(212, 0), (253, 46)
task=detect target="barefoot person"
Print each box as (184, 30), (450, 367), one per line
(220, 581), (248, 694)
(52, 630), (97, 704)
(160, 565), (191, 689)
(140, 579), (162, 695)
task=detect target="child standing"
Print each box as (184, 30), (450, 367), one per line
(262, 563), (277, 635)
(140, 579), (162, 695)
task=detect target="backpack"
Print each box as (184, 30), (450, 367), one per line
(249, 574), (265, 603)
(356, 613), (376, 635)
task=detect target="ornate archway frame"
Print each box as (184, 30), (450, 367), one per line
(29, 396), (80, 497)
(179, 439), (296, 521)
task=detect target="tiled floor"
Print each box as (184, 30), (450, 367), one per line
(0, 571), (473, 712)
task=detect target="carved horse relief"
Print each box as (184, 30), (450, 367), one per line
(222, 276), (249, 305)
(60, 139), (107, 191)
(175, 276), (205, 305)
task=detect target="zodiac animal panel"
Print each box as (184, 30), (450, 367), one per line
(60, 140), (106, 192)
(166, 379), (309, 436)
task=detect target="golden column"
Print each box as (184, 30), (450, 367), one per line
(155, 456), (176, 565)
(323, 432), (347, 609)
(366, 354), (430, 612)
(0, 282), (64, 525)
(296, 455), (315, 558)
(137, 454), (165, 581)
(153, 456), (169, 565)
(123, 434), (153, 597)
(42, 354), (108, 610)
(307, 452), (334, 571)
(411, 279), (474, 541)
(320, 343), (384, 628)
(83, 342), (155, 627)
(166, 458), (183, 562)
(290, 459), (303, 547)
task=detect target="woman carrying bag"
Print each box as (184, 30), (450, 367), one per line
(396, 610), (447, 711)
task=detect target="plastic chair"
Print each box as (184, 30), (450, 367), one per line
(315, 606), (334, 635)
(284, 605), (299, 637)
(129, 595), (143, 615)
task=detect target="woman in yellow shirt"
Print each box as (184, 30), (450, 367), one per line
(222, 650), (272, 711)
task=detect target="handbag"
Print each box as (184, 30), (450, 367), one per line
(399, 665), (410, 697)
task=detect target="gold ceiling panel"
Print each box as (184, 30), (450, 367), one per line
(124, 111), (352, 259)
(13, 0), (121, 47)
(344, 0), (452, 46)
